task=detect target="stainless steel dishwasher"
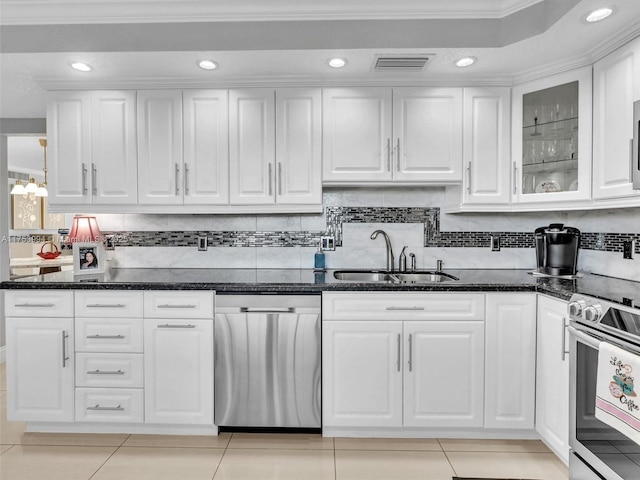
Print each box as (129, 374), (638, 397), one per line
(214, 294), (321, 429)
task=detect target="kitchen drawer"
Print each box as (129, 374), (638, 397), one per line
(75, 388), (143, 423)
(76, 353), (143, 388)
(75, 317), (143, 353)
(75, 291), (143, 318)
(4, 290), (74, 317)
(322, 292), (485, 321)
(144, 291), (214, 319)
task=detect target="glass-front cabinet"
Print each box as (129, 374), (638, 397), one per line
(511, 66), (592, 206)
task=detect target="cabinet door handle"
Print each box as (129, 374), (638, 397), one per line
(396, 333), (401, 372)
(86, 304), (126, 308)
(396, 138), (401, 172)
(268, 163), (273, 196)
(513, 162), (518, 195)
(157, 324), (196, 329)
(466, 162), (472, 193)
(87, 369), (125, 375)
(386, 306), (425, 311)
(91, 163), (97, 195)
(156, 304), (197, 309)
(561, 316), (570, 361)
(184, 163), (190, 196)
(278, 162), (283, 196)
(86, 334), (125, 339)
(87, 404), (124, 411)
(175, 163), (180, 195)
(61, 330), (69, 368)
(386, 138), (391, 171)
(14, 303), (55, 308)
(82, 163), (88, 195)
(408, 333), (413, 372)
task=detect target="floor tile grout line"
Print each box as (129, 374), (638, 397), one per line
(210, 432), (233, 479)
(86, 442), (124, 480)
(438, 440), (460, 478)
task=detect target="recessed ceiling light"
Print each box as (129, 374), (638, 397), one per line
(69, 62), (92, 72)
(585, 7), (613, 22)
(328, 58), (347, 69)
(198, 60), (218, 70)
(455, 56), (477, 68)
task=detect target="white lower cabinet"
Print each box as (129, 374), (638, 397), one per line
(484, 293), (537, 430)
(322, 292), (485, 430)
(536, 295), (570, 465)
(143, 291), (214, 425)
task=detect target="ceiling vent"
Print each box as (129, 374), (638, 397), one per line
(373, 55), (432, 71)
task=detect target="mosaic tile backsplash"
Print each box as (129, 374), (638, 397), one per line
(102, 206), (639, 254)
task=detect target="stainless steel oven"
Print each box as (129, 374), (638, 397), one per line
(568, 294), (640, 479)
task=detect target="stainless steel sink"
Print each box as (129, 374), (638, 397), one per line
(333, 270), (459, 283)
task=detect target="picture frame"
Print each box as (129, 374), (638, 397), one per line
(72, 242), (105, 275)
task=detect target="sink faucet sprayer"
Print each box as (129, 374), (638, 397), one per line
(370, 230), (395, 272)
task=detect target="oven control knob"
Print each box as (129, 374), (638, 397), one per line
(583, 305), (603, 322)
(568, 299), (586, 316)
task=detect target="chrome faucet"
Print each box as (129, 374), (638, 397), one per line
(370, 230), (395, 272)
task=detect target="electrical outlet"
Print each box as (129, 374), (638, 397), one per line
(321, 236), (335, 251)
(490, 235), (501, 252)
(197, 236), (208, 252)
(623, 239), (636, 259)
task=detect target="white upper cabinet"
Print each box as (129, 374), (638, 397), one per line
(511, 66), (592, 207)
(229, 88), (276, 204)
(592, 35), (640, 201)
(137, 90), (184, 205)
(48, 91), (137, 206)
(323, 87), (462, 184)
(446, 87), (511, 211)
(275, 88), (322, 205)
(182, 90), (230, 205)
(230, 88), (322, 206)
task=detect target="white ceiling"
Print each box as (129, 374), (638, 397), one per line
(1, 0), (640, 119)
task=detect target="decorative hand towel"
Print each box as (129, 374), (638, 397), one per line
(595, 341), (640, 445)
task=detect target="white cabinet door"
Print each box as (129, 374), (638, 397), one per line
(137, 90), (183, 205)
(404, 321), (484, 428)
(90, 91), (138, 204)
(229, 88), (276, 205)
(6, 317), (74, 422)
(484, 293), (536, 429)
(536, 295), (570, 465)
(322, 88), (393, 183)
(144, 318), (213, 425)
(592, 36), (640, 200)
(47, 91), (92, 205)
(393, 88), (463, 183)
(461, 87), (511, 205)
(322, 321), (403, 427)
(275, 88), (322, 205)
(182, 89), (230, 205)
(511, 66), (592, 205)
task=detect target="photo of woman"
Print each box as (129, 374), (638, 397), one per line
(79, 248), (98, 270)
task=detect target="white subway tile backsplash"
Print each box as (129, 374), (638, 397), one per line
(123, 214), (169, 231)
(211, 215), (257, 231)
(256, 215), (301, 232)
(257, 246), (301, 269)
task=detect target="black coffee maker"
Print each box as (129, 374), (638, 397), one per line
(534, 224), (580, 276)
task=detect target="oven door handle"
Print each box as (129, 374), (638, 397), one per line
(568, 325), (601, 349)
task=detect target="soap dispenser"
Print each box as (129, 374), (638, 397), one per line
(314, 247), (326, 270)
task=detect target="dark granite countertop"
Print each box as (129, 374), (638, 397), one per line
(2, 268), (639, 306)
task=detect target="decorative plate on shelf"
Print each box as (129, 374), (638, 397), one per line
(535, 179), (561, 193)
(569, 179), (579, 191)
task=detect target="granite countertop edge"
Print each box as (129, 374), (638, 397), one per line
(4, 267), (633, 303)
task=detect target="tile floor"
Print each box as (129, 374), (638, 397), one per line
(0, 363), (569, 480)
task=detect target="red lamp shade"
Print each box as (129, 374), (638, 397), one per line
(69, 216), (103, 243)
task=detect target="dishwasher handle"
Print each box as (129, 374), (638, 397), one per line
(239, 307), (295, 313)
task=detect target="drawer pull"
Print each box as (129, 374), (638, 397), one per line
(14, 303), (55, 308)
(87, 404), (124, 411)
(86, 334), (126, 339)
(157, 324), (196, 329)
(386, 306), (426, 311)
(87, 369), (125, 375)
(86, 304), (126, 308)
(157, 304), (197, 309)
